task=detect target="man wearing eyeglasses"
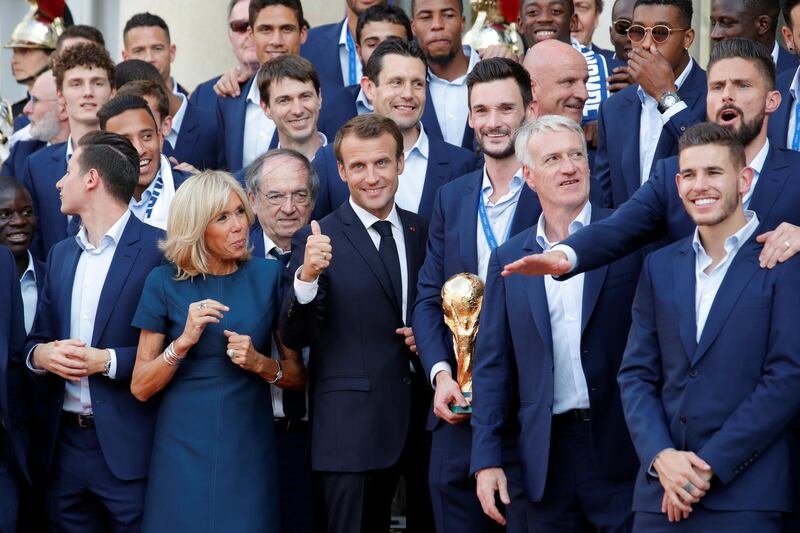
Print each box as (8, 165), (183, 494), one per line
(605, 0), (636, 93)
(246, 148), (316, 533)
(190, 0), (261, 109)
(592, 0), (706, 209)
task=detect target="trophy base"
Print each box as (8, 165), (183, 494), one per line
(450, 391), (472, 414)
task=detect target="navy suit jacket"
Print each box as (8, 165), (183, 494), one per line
(279, 202), (428, 472)
(470, 206), (641, 502)
(25, 215), (162, 482)
(216, 75), (356, 171)
(1, 139), (45, 182)
(162, 100), (219, 170)
(310, 137), (478, 221)
(0, 246), (30, 482)
(421, 85), (475, 151)
(619, 234), (800, 513)
(189, 75), (222, 109)
(412, 169), (541, 430)
(594, 61), (707, 207)
(301, 20), (347, 88)
(20, 142), (68, 259)
(768, 67), (796, 150)
(561, 145), (800, 276)
(776, 44), (799, 77)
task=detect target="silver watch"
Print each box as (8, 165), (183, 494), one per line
(267, 359), (283, 384)
(657, 91), (682, 113)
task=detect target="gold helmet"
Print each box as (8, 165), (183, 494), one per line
(4, 0), (66, 50)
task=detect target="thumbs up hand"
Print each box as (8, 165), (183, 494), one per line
(300, 220), (333, 282)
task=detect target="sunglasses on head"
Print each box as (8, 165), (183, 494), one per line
(229, 19), (249, 33)
(626, 24), (689, 44)
(612, 19), (631, 36)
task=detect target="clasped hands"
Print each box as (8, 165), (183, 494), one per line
(32, 340), (108, 381)
(653, 448), (714, 522)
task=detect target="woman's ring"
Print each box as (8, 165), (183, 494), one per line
(198, 302), (207, 310)
(785, 240), (791, 249)
(227, 348), (236, 358)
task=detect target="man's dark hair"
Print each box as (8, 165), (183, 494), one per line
(257, 55), (320, 104)
(56, 25), (105, 53)
(678, 122), (746, 170)
(596, 0), (605, 12)
(356, 4), (413, 44)
(364, 38), (428, 85)
(412, 0), (464, 15)
(708, 37), (776, 90)
(633, 0), (693, 27)
(97, 94), (159, 131)
(521, 0), (574, 17)
(741, 0), (781, 33)
(334, 113), (404, 163)
(53, 43), (115, 90)
(245, 148), (320, 205)
(115, 59), (163, 88)
(116, 80), (170, 122)
(467, 57), (533, 109)
(123, 12), (171, 43)
(783, 0), (800, 26)
(249, 0), (304, 29)
(0, 175), (29, 197)
(76, 131), (140, 203)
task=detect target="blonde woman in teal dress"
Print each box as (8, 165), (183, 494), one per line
(130, 171), (301, 532)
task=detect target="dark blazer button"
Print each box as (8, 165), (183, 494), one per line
(403, 377), (411, 385)
(679, 416), (687, 425)
(688, 369), (698, 378)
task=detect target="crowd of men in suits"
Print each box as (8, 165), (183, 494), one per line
(4, 0), (800, 531)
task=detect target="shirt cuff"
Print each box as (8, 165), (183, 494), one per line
(550, 244), (577, 273)
(293, 266), (319, 304)
(105, 349), (117, 379)
(26, 345), (46, 375)
(661, 101), (688, 123)
(430, 361), (453, 388)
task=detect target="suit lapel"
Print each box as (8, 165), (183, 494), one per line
(417, 140), (450, 220)
(749, 146), (788, 219)
(400, 209), (423, 324)
(693, 240), (761, 365)
(228, 77), (252, 170)
(421, 86), (444, 141)
(249, 224), (265, 258)
(509, 186), (541, 236)
(580, 208), (608, 335)
(58, 241), (82, 340)
(522, 236), (554, 356)
(772, 82), (792, 150)
(91, 217), (141, 345)
(672, 240), (698, 360)
(458, 172), (482, 273)
(620, 92), (643, 198)
(174, 102), (199, 155)
(338, 203), (403, 318)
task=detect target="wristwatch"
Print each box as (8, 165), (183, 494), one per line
(267, 359), (283, 384)
(657, 91), (682, 113)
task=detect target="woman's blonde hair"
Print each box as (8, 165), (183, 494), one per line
(160, 170), (254, 280)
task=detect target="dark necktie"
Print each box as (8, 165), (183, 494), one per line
(268, 247), (305, 419)
(372, 220), (403, 311)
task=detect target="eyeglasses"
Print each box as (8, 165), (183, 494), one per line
(229, 19), (249, 33)
(29, 94), (58, 105)
(612, 19), (631, 36)
(626, 24), (689, 44)
(260, 190), (310, 206)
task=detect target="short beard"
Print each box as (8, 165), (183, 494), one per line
(426, 48), (457, 66)
(734, 110), (764, 147)
(477, 139), (516, 160)
(30, 111), (61, 142)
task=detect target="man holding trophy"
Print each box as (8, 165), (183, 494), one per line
(471, 115), (641, 532)
(412, 57), (539, 533)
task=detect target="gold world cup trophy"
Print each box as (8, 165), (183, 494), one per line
(462, 0), (524, 57)
(442, 273), (485, 414)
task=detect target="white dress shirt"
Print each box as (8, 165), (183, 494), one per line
(637, 58), (694, 185)
(395, 125), (430, 214)
(536, 202), (592, 414)
(294, 198), (409, 320)
(744, 139), (768, 209)
(263, 231), (310, 420)
(428, 45), (480, 146)
(20, 250), (37, 335)
(165, 92), (188, 149)
(355, 87), (373, 115)
(693, 211), (759, 341)
(430, 166), (524, 385)
(28, 211), (130, 414)
(128, 154), (178, 230)
(243, 78), (276, 168)
(338, 19), (362, 86)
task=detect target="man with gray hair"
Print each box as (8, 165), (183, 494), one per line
(471, 115), (641, 532)
(245, 148), (316, 533)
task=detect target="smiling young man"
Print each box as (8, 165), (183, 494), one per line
(280, 114), (432, 533)
(122, 12), (186, 96)
(20, 43), (115, 259)
(98, 94), (190, 230)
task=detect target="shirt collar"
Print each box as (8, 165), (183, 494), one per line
(170, 93), (188, 135)
(246, 74), (261, 105)
(338, 18), (351, 48)
(406, 124), (429, 160)
(428, 45), (480, 85)
(348, 197), (402, 232)
(356, 86), (373, 113)
(692, 209), (760, 264)
(480, 165), (525, 197)
(66, 135), (74, 161)
(75, 210), (131, 252)
(637, 57), (694, 104)
(535, 201), (592, 250)
(772, 41), (780, 66)
(20, 250), (36, 283)
(277, 131), (328, 149)
(262, 230), (286, 256)
(748, 138), (769, 177)
(790, 64), (800, 101)
(170, 76), (181, 96)
(129, 160), (164, 209)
